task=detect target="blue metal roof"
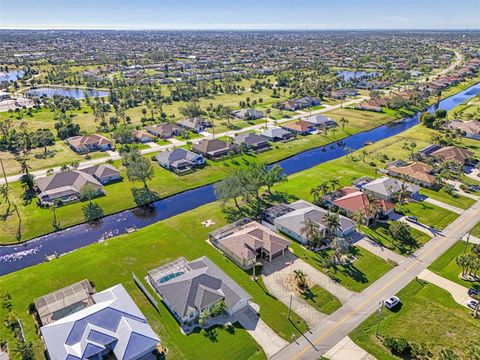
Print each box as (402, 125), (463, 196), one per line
(87, 329), (117, 346)
(122, 333), (159, 360)
(82, 343), (104, 358)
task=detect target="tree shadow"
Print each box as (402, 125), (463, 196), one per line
(263, 191), (298, 204)
(203, 327), (219, 343)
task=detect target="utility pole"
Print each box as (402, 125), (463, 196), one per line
(375, 301), (384, 337)
(288, 293), (293, 319)
(464, 232), (471, 254)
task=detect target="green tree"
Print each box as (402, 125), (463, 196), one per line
(214, 175), (243, 210)
(126, 157), (154, 191)
(300, 219), (322, 248)
(82, 202), (104, 222)
(330, 237), (350, 263)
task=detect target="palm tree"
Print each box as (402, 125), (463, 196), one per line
(310, 182), (330, 203)
(361, 149), (368, 162)
(339, 117), (349, 130)
(329, 178), (340, 191)
(330, 237), (350, 263)
(352, 209), (368, 227)
(300, 219), (322, 248)
(456, 255), (470, 276)
(322, 212), (341, 240)
(293, 269), (307, 289)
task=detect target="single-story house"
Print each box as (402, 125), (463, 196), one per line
(261, 127), (294, 142)
(177, 117), (211, 133)
(66, 134), (113, 154)
(232, 108), (264, 120)
(282, 96), (320, 111)
(331, 187), (395, 221)
(36, 170), (104, 206)
(281, 120), (316, 135)
(302, 114), (337, 128)
(80, 164), (122, 184)
(330, 88), (359, 99)
(273, 200), (356, 244)
(156, 148), (205, 173)
(132, 129), (154, 143)
(145, 124), (181, 139)
(192, 139), (237, 159)
(209, 220), (290, 269)
(148, 256), (251, 324)
(233, 132), (270, 151)
(430, 145), (474, 164)
(360, 176), (420, 201)
(387, 161), (436, 188)
(36, 281), (160, 360)
(448, 120), (480, 140)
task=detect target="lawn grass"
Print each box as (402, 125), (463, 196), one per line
(359, 222), (431, 255)
(0, 202), (309, 359)
(429, 240), (480, 288)
(300, 285), (342, 315)
(350, 280), (480, 359)
(420, 187), (475, 210)
(394, 201), (459, 230)
(471, 221), (480, 238)
(289, 242), (395, 292)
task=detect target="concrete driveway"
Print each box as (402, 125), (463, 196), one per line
(234, 305), (288, 357)
(324, 336), (376, 360)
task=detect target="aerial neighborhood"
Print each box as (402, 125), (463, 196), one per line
(0, 25), (480, 360)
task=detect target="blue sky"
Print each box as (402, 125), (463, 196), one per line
(1, 0), (479, 30)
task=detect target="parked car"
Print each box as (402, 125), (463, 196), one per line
(406, 216), (417, 222)
(468, 288), (480, 298)
(467, 299), (479, 310)
(384, 296), (401, 309)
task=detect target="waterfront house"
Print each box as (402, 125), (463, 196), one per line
(155, 148), (205, 173)
(192, 139), (237, 159)
(233, 132), (270, 151)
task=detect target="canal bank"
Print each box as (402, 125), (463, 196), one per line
(1, 82), (480, 275)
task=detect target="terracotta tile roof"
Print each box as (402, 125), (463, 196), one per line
(388, 162), (436, 185)
(430, 146), (474, 163)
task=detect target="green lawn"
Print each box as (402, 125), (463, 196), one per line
(420, 187), (475, 210)
(429, 240), (480, 288)
(0, 202), (309, 360)
(350, 280), (480, 359)
(471, 221), (480, 238)
(300, 285), (342, 315)
(289, 242), (395, 292)
(395, 201), (459, 230)
(360, 222), (431, 255)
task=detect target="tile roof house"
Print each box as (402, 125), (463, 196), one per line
(360, 176), (420, 200)
(387, 162), (436, 188)
(155, 148), (205, 173)
(148, 256), (251, 324)
(261, 127), (294, 142)
(303, 114), (337, 128)
(282, 96), (320, 111)
(36, 170), (104, 206)
(331, 187), (394, 221)
(177, 117), (211, 133)
(231, 108), (264, 120)
(36, 281), (160, 360)
(281, 120), (316, 135)
(66, 134), (113, 154)
(145, 124), (181, 139)
(273, 200), (356, 244)
(209, 220), (290, 269)
(192, 139), (237, 159)
(447, 120), (480, 140)
(233, 132), (270, 151)
(80, 164), (122, 184)
(430, 145), (474, 164)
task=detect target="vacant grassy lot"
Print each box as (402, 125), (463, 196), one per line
(290, 242), (394, 292)
(300, 285), (342, 315)
(350, 280), (480, 359)
(429, 240), (480, 288)
(360, 222), (431, 255)
(471, 221), (480, 238)
(395, 201), (459, 230)
(420, 187), (475, 210)
(0, 202), (310, 360)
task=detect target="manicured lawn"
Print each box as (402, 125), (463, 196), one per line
(0, 202), (309, 359)
(395, 201), (459, 230)
(289, 242), (395, 292)
(300, 285), (342, 315)
(429, 240), (480, 288)
(471, 221), (480, 238)
(420, 187), (475, 210)
(360, 222), (431, 255)
(350, 280), (480, 359)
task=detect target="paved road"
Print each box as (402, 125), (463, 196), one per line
(271, 197), (480, 360)
(0, 97), (366, 185)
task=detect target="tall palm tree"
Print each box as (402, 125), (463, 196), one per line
(329, 178), (340, 191)
(322, 212), (341, 239)
(293, 269), (307, 289)
(339, 117), (349, 130)
(330, 237), (350, 263)
(300, 219), (322, 248)
(310, 182), (330, 204)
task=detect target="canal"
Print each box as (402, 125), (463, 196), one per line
(1, 82), (479, 275)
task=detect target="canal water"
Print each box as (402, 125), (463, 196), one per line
(26, 87), (109, 99)
(1, 83), (480, 275)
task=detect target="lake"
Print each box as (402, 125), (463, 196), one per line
(337, 70), (378, 81)
(0, 70), (25, 82)
(26, 87), (109, 99)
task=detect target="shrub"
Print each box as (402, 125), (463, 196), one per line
(409, 342), (431, 359)
(383, 336), (411, 356)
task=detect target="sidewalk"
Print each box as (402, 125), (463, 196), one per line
(424, 197), (464, 214)
(324, 336), (376, 360)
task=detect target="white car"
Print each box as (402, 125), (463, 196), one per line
(467, 299), (479, 310)
(384, 296), (401, 309)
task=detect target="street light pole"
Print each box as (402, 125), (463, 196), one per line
(375, 301), (384, 337)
